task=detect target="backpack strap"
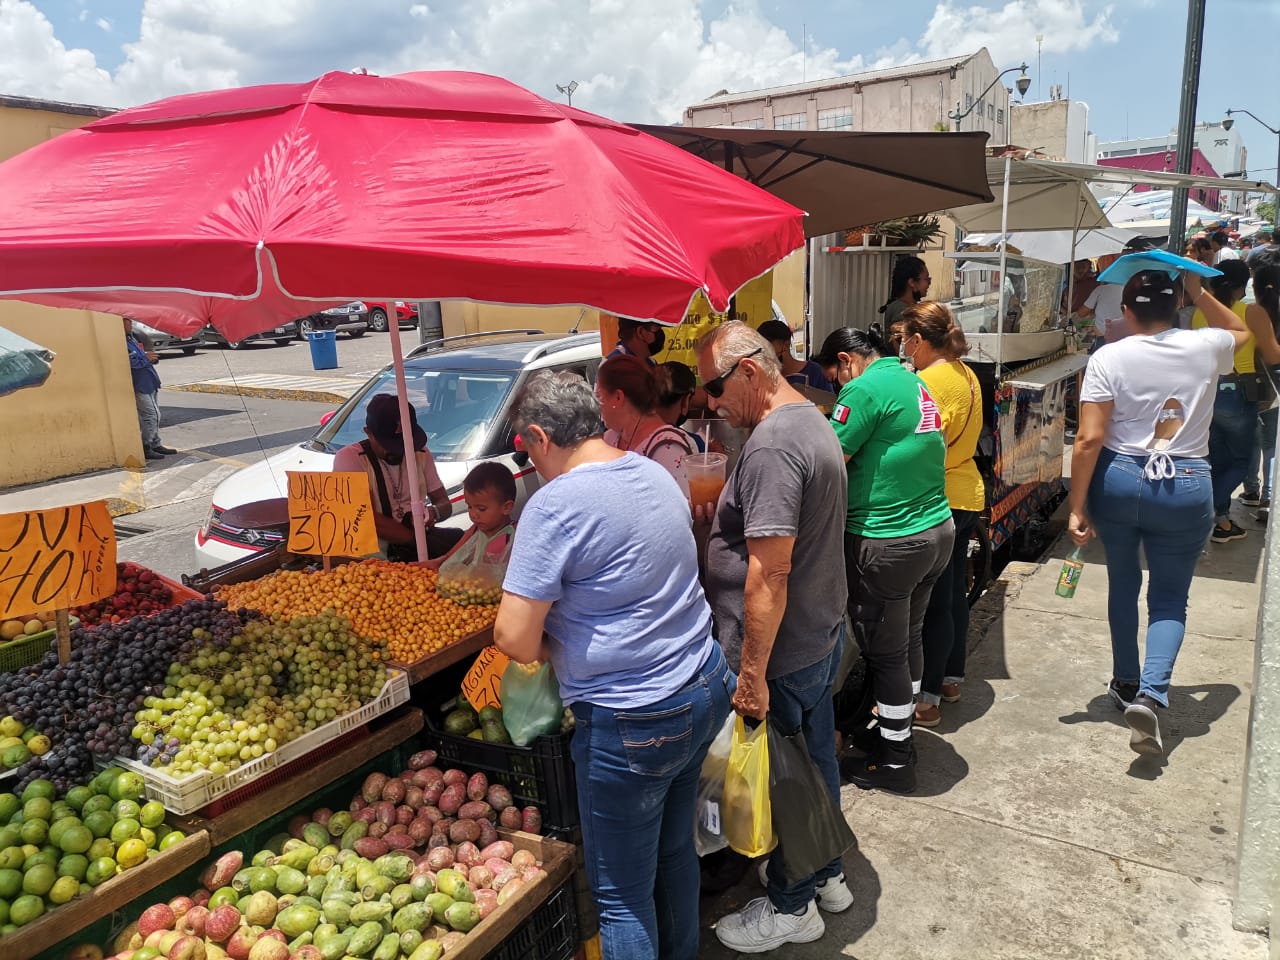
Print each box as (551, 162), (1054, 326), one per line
(360, 440), (394, 519)
(640, 425), (693, 458)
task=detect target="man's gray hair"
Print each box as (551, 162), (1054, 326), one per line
(699, 320), (781, 384)
(510, 370), (601, 448)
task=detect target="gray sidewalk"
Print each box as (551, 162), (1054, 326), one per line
(699, 519), (1270, 959)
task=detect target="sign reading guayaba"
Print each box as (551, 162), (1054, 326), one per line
(287, 471), (379, 557)
(0, 502), (117, 619)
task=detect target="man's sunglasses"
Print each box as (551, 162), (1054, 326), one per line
(704, 347), (762, 399)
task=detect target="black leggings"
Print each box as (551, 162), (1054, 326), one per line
(845, 518), (954, 762)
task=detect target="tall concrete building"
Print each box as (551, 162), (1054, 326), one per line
(1097, 121), (1249, 213)
(683, 48), (1015, 142)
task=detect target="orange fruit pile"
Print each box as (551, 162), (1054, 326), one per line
(218, 560), (498, 664)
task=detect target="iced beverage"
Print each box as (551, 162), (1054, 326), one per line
(685, 452), (728, 508)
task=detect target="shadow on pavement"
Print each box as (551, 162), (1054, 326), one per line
(1057, 682), (1241, 779)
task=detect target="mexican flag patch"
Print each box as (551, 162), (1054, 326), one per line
(832, 403), (850, 424)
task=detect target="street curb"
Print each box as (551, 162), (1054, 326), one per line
(168, 382), (352, 404)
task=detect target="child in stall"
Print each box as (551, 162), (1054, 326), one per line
(422, 461), (517, 573)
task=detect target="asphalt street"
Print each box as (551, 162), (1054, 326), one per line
(150, 326), (409, 386)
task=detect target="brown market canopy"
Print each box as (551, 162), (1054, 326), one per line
(632, 125), (994, 238)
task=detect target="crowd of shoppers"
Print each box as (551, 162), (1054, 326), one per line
(488, 241), (1280, 957)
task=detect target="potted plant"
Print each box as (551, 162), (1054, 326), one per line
(843, 215), (944, 250)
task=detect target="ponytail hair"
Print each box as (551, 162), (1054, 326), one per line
(901, 301), (969, 358)
(814, 326), (894, 365)
(880, 255), (927, 314)
(1120, 271), (1177, 327)
(1255, 264), (1280, 336)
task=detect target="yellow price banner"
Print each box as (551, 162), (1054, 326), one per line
(287, 471), (379, 557)
(0, 501), (117, 620)
(461, 645), (511, 712)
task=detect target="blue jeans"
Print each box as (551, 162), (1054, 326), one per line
(1246, 407), (1278, 498)
(570, 643), (733, 960)
(764, 631), (844, 914)
(1209, 383), (1257, 519)
(1088, 449), (1212, 707)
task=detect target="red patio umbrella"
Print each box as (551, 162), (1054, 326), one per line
(0, 70), (804, 562)
(0, 70), (804, 338)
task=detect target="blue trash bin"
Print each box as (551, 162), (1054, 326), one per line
(306, 330), (338, 370)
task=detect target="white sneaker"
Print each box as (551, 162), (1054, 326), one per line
(756, 860), (854, 914)
(715, 896), (825, 953)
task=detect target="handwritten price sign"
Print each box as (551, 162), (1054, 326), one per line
(287, 471), (378, 557)
(461, 645), (511, 712)
(0, 502), (117, 620)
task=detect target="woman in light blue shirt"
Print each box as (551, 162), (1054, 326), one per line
(495, 371), (732, 960)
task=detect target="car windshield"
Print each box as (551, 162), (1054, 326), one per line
(314, 367), (517, 461)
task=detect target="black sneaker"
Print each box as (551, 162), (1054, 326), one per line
(1124, 695), (1163, 756)
(151, 444), (178, 455)
(840, 755), (917, 794)
(144, 447), (165, 461)
(1211, 521), (1247, 543)
(1240, 491), (1264, 508)
(1107, 679), (1139, 711)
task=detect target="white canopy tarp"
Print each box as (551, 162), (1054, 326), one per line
(962, 225), (1146, 264)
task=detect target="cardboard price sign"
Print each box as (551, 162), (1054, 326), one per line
(0, 501), (117, 620)
(287, 471), (379, 557)
(461, 645), (511, 712)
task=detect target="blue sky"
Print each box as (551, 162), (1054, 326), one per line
(5, 0), (1278, 179)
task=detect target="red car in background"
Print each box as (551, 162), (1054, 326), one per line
(365, 301), (419, 332)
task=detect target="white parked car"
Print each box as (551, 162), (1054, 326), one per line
(194, 331), (603, 569)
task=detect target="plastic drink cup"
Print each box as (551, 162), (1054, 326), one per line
(685, 452), (728, 508)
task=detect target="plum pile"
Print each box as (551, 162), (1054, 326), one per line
(0, 598), (243, 795)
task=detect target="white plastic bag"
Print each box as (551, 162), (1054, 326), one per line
(694, 712), (736, 857)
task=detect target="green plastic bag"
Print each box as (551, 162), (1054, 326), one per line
(500, 661), (564, 746)
(722, 716), (775, 858)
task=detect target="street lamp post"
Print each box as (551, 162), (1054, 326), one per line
(1224, 108), (1280, 233)
(556, 80), (579, 107)
(949, 63), (1031, 134)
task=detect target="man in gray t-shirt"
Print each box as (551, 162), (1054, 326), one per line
(697, 322), (851, 953)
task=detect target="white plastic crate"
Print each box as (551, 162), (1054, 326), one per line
(107, 669), (409, 814)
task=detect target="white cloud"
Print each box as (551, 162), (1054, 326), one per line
(95, 17), (111, 32)
(919, 0), (1118, 62)
(0, 0), (1121, 121)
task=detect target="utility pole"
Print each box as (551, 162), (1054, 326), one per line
(1166, 0), (1206, 253)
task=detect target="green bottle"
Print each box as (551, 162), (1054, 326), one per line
(1056, 547), (1084, 599)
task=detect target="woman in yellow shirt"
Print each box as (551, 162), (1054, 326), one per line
(900, 302), (985, 727)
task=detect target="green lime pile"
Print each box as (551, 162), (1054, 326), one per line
(0, 767), (186, 935)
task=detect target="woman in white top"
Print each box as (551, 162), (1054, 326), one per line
(596, 354), (693, 496)
(1068, 269), (1249, 757)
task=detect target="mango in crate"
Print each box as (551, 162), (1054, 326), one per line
(0, 612), (55, 642)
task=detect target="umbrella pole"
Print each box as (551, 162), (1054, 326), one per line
(388, 316), (429, 563)
(995, 155), (1012, 371)
(1066, 183), (1081, 331)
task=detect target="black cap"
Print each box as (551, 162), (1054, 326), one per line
(365, 394), (427, 456)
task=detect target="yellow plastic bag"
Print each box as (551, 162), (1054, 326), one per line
(722, 716), (775, 858)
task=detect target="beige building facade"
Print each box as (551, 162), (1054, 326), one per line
(684, 49), (1013, 141)
(0, 96), (146, 489)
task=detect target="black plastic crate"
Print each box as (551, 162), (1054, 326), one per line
(486, 871), (580, 960)
(418, 712), (579, 836)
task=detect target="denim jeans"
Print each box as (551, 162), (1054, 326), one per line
(1088, 449), (1212, 707)
(570, 643), (733, 960)
(764, 630), (845, 914)
(920, 510), (979, 704)
(1208, 383), (1257, 519)
(134, 390), (161, 448)
(1246, 406), (1278, 498)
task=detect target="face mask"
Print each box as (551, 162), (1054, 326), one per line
(648, 327), (666, 356)
(898, 343), (910, 361)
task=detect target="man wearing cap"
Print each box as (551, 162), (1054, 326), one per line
(607, 318), (666, 365)
(332, 394), (458, 561)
